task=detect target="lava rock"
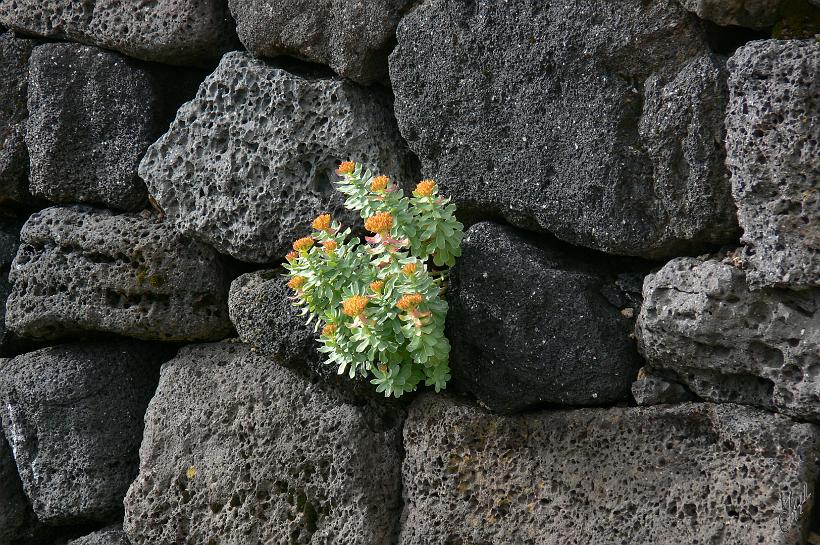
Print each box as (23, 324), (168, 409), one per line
(679, 0), (784, 29)
(446, 222), (643, 414)
(229, 0), (411, 85)
(124, 342), (403, 545)
(26, 43), (203, 211)
(636, 257), (820, 422)
(726, 40), (820, 290)
(0, 341), (175, 525)
(0, 0), (238, 67)
(389, 0), (737, 259)
(140, 52), (415, 263)
(5, 206), (233, 342)
(68, 525), (131, 545)
(401, 394), (820, 545)
(0, 218), (24, 356)
(0, 32), (37, 209)
(631, 368), (695, 406)
(0, 425), (28, 545)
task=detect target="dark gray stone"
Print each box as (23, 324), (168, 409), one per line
(631, 368), (695, 405)
(6, 206), (233, 342)
(124, 342), (403, 545)
(68, 525), (131, 545)
(0, 423), (28, 545)
(139, 51), (416, 263)
(726, 40), (820, 290)
(401, 394), (820, 545)
(26, 43), (203, 211)
(636, 256), (820, 422)
(0, 0), (238, 67)
(0, 32), (36, 209)
(446, 222), (643, 414)
(229, 0), (411, 85)
(0, 341), (175, 525)
(0, 218), (23, 356)
(389, 0), (737, 259)
(679, 0), (784, 29)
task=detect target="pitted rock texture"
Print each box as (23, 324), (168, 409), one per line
(68, 525), (131, 545)
(726, 40), (820, 290)
(0, 0), (238, 67)
(401, 394), (820, 545)
(447, 222), (643, 414)
(631, 369), (695, 406)
(124, 342), (403, 545)
(636, 257), (820, 422)
(679, 0), (784, 29)
(0, 341), (174, 525)
(0, 426), (27, 545)
(26, 43), (203, 211)
(0, 218), (23, 356)
(139, 52), (416, 263)
(0, 32), (36, 209)
(390, 0), (737, 259)
(229, 0), (411, 85)
(5, 206), (233, 342)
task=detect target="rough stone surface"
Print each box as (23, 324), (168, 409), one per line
(229, 0), (411, 85)
(636, 257), (820, 422)
(124, 342), (403, 545)
(26, 43), (203, 211)
(631, 369), (695, 406)
(679, 0), (784, 29)
(726, 40), (820, 290)
(68, 525), (131, 545)
(0, 341), (175, 525)
(5, 206), (233, 342)
(401, 394), (820, 545)
(0, 425), (28, 545)
(447, 222), (643, 414)
(0, 218), (22, 356)
(0, 0), (238, 67)
(0, 32), (36, 208)
(139, 52), (416, 263)
(390, 0), (737, 259)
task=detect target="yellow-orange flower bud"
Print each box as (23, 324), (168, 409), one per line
(337, 161), (355, 175)
(342, 295), (369, 317)
(286, 251), (298, 262)
(312, 213), (331, 231)
(396, 293), (423, 311)
(402, 263), (417, 275)
(288, 276), (306, 290)
(322, 240), (337, 254)
(364, 212), (394, 234)
(293, 236), (314, 252)
(370, 175), (389, 192)
(414, 179), (436, 197)
(322, 323), (337, 337)
(370, 280), (385, 293)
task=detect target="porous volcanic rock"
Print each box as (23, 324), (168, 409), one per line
(68, 525), (131, 545)
(446, 222), (643, 414)
(0, 425), (27, 545)
(390, 0), (737, 259)
(679, 0), (784, 29)
(139, 52), (415, 263)
(124, 342), (403, 545)
(631, 368), (695, 406)
(0, 218), (22, 356)
(636, 257), (820, 422)
(0, 32), (36, 208)
(229, 0), (411, 85)
(26, 43), (203, 211)
(726, 40), (820, 290)
(0, 341), (175, 525)
(5, 206), (233, 342)
(400, 394), (820, 545)
(0, 0), (238, 67)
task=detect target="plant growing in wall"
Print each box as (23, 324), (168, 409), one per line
(284, 161), (464, 398)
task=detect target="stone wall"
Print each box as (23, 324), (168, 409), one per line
(0, 1), (818, 544)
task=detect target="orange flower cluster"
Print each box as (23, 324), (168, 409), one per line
(342, 295), (369, 317)
(288, 276), (306, 290)
(402, 263), (417, 275)
(396, 293), (423, 311)
(370, 175), (389, 192)
(337, 161), (355, 175)
(322, 240), (338, 253)
(364, 212), (394, 234)
(312, 214), (331, 231)
(322, 323), (337, 337)
(414, 179), (436, 197)
(370, 280), (385, 293)
(286, 251), (298, 262)
(293, 236), (314, 252)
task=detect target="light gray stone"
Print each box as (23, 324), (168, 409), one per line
(726, 40), (820, 290)
(636, 257), (820, 422)
(124, 342), (403, 545)
(401, 394), (820, 545)
(68, 525), (131, 545)
(389, 0), (737, 259)
(139, 52), (416, 263)
(229, 0), (411, 85)
(0, 0), (238, 67)
(0, 341), (175, 525)
(679, 0), (784, 29)
(6, 206), (233, 342)
(26, 43), (203, 211)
